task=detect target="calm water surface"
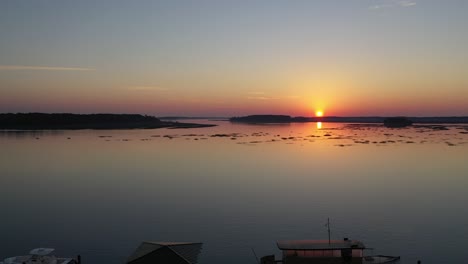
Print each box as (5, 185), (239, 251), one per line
(1, 121), (468, 264)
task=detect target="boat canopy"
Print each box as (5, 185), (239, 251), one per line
(29, 248), (55, 256)
(277, 239), (365, 250)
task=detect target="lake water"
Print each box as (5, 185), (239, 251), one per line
(1, 120), (468, 264)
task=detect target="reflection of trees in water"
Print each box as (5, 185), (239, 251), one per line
(0, 130), (64, 138)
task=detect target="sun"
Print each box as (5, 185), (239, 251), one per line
(315, 110), (324, 117)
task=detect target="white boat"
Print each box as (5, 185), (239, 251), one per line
(0, 248), (79, 264)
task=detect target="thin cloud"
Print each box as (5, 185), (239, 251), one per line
(369, 0), (416, 10)
(128, 86), (169, 92)
(246, 91), (279, 100)
(247, 96), (279, 100)
(247, 91), (265, 95)
(0, 65), (95, 71)
(398, 1), (416, 7)
(369, 4), (391, 10)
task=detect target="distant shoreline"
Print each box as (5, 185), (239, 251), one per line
(229, 115), (468, 124)
(2, 113), (468, 130)
(0, 113), (216, 130)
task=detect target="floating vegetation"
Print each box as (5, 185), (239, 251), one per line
(354, 140), (370, 144)
(75, 122), (468, 147)
(211, 133), (245, 138)
(416, 125), (450, 131)
(182, 133), (205, 137)
(210, 134), (230, 137)
(335, 144), (353, 147)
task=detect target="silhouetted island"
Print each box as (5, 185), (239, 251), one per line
(229, 115), (383, 123)
(230, 115), (293, 123)
(383, 117), (413, 128)
(0, 113), (216, 130)
(230, 115), (468, 124)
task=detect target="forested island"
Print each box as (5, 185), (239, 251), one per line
(230, 115), (468, 124)
(0, 113), (215, 130)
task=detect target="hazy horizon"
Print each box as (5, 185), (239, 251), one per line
(1, 0), (467, 117)
(2, 112), (468, 119)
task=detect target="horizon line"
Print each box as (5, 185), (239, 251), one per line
(2, 112), (468, 119)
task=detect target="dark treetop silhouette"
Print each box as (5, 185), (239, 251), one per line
(0, 113), (215, 129)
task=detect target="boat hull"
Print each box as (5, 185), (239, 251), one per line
(364, 255), (400, 263)
(261, 255), (400, 264)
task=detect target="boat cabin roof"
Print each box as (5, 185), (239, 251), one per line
(277, 239), (365, 250)
(29, 248), (55, 256)
(127, 241), (203, 264)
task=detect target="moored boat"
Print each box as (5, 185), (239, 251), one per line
(261, 219), (400, 264)
(262, 239), (400, 264)
(364, 255), (400, 263)
(0, 248), (80, 264)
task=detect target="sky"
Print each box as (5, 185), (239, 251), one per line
(1, 0), (467, 117)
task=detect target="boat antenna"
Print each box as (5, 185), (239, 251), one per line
(326, 218), (331, 245)
(251, 247), (260, 264)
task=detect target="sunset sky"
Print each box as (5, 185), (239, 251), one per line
(1, 0), (467, 117)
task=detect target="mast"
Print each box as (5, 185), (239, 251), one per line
(327, 218), (331, 245)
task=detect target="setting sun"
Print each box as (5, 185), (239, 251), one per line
(315, 111), (324, 117)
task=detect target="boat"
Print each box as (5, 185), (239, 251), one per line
(261, 239), (400, 264)
(0, 248), (80, 264)
(261, 220), (400, 264)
